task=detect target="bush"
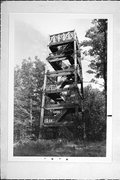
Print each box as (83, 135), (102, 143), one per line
(83, 85), (106, 141)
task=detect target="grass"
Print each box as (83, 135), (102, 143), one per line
(14, 139), (106, 157)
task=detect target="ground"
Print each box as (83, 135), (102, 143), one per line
(14, 139), (106, 157)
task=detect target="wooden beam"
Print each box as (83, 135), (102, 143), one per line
(74, 32), (77, 85)
(48, 57), (67, 63)
(45, 85), (76, 94)
(47, 67), (74, 77)
(47, 54), (65, 60)
(49, 39), (74, 47)
(40, 66), (47, 128)
(47, 67), (74, 75)
(49, 30), (74, 38)
(47, 71), (74, 77)
(43, 121), (74, 127)
(45, 103), (80, 110)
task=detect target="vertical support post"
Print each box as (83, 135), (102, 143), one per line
(74, 31), (77, 85)
(40, 65), (47, 128)
(74, 31), (79, 120)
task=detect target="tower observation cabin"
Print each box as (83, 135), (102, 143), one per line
(40, 30), (84, 137)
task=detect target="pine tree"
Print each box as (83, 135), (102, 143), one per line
(14, 57), (45, 142)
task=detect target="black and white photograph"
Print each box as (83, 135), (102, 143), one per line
(2, 1), (120, 179)
(11, 13), (109, 157)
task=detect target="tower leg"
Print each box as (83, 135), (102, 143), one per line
(39, 66), (47, 137)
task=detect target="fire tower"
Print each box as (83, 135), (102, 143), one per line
(40, 30), (84, 138)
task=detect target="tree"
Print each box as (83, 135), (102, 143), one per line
(81, 19), (107, 94)
(14, 57), (45, 142)
(83, 85), (106, 141)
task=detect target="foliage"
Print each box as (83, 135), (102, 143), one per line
(14, 56), (45, 142)
(81, 19), (107, 92)
(83, 85), (106, 141)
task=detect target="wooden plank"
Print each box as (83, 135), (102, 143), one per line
(46, 85), (75, 94)
(47, 67), (74, 75)
(48, 57), (67, 63)
(49, 30), (74, 38)
(45, 103), (80, 110)
(47, 71), (74, 77)
(47, 67), (75, 77)
(47, 54), (65, 60)
(43, 121), (74, 127)
(49, 39), (74, 47)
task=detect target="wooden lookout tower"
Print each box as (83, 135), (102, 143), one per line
(40, 30), (84, 138)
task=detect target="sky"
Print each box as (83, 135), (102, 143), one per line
(13, 13), (104, 90)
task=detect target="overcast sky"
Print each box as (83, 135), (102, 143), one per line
(13, 13), (104, 89)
